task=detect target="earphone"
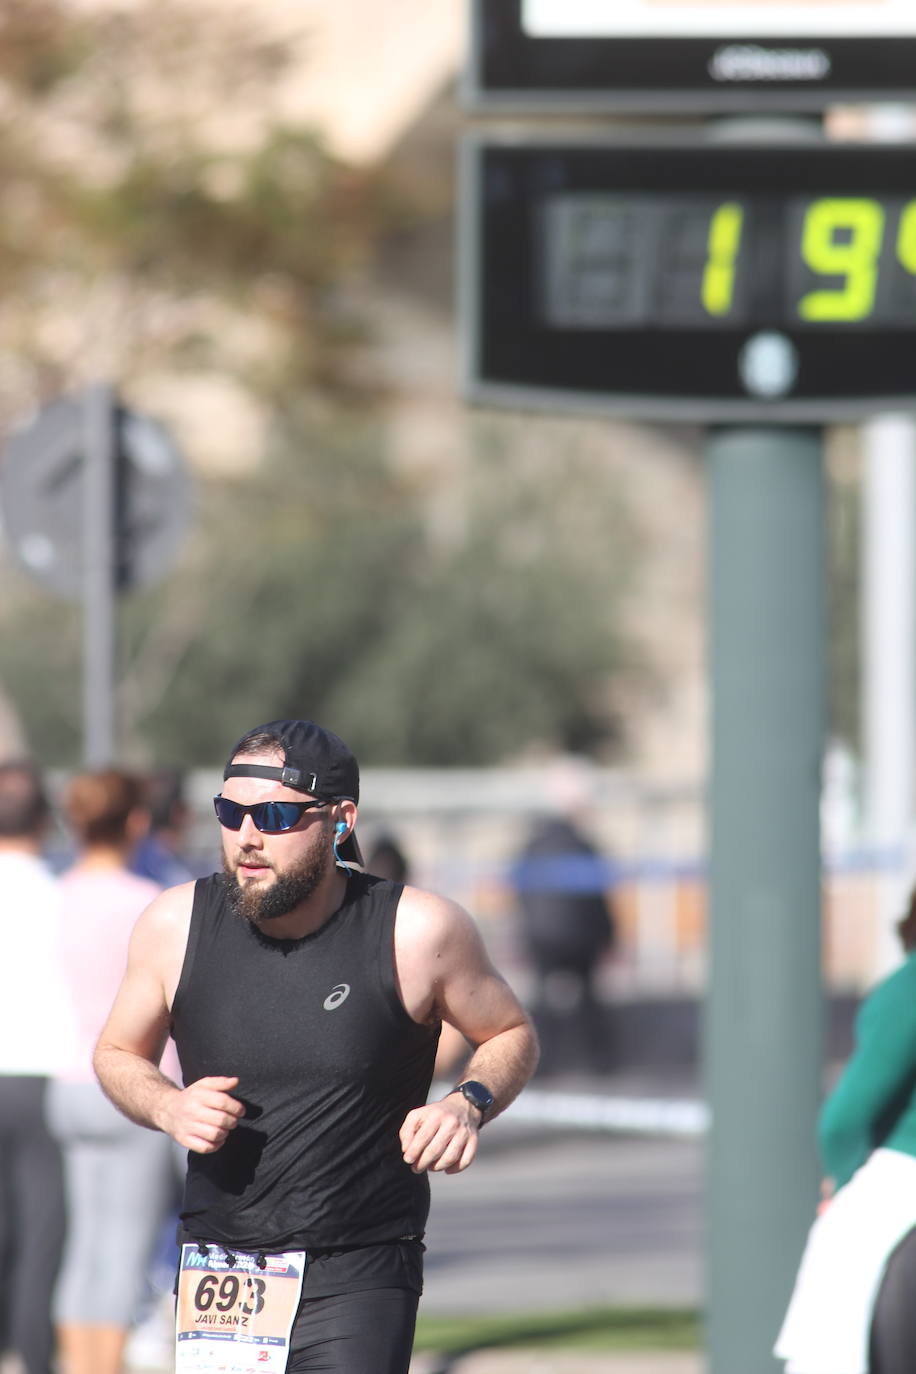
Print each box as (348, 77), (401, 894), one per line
(333, 819), (351, 872)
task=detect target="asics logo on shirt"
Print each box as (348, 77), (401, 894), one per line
(323, 983), (351, 1011)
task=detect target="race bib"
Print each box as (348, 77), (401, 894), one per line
(176, 1244), (306, 1374)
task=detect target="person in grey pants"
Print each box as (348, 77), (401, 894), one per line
(0, 761), (70, 1374)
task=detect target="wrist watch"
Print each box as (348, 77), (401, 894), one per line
(452, 1079), (494, 1124)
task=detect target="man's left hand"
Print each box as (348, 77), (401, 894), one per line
(399, 1094), (480, 1175)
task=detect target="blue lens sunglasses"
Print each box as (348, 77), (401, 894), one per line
(213, 796), (330, 834)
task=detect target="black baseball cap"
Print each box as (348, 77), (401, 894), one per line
(223, 719), (362, 864)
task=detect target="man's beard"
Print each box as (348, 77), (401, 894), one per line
(223, 836), (333, 927)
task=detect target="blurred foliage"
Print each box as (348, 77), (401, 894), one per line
(0, 0), (384, 413)
(330, 423), (633, 764)
(2, 411), (635, 768)
(0, 0), (638, 768)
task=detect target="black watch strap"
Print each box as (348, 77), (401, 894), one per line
(453, 1079), (494, 1124)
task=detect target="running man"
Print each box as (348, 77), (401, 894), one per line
(94, 719), (538, 1374)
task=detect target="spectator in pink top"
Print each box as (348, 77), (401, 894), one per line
(47, 770), (177, 1374)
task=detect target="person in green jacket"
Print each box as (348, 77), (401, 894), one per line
(776, 889), (916, 1374)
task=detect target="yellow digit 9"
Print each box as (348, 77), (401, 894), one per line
(702, 202), (744, 317)
(797, 198), (885, 322)
(896, 200), (916, 275)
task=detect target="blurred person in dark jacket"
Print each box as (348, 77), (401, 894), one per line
(511, 758), (615, 1077)
(364, 833), (410, 886)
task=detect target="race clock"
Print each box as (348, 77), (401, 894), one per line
(461, 137), (916, 421)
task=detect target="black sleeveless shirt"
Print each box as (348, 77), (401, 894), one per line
(170, 871), (440, 1252)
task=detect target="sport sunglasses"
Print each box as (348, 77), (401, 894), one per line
(213, 796), (330, 834)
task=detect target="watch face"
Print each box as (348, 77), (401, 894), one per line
(459, 1081), (494, 1116)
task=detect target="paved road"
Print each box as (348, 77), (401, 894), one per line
(422, 1115), (704, 1316)
(418, 1101), (705, 1372)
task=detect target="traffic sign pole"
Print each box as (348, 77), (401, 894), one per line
(82, 384), (117, 767)
(0, 387), (190, 762)
(705, 426), (825, 1374)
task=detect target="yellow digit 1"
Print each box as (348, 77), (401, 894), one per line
(797, 198), (884, 322)
(702, 202), (744, 317)
(896, 200), (916, 275)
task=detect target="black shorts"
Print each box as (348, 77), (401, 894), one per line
(291, 1241), (424, 1374)
(870, 1224), (916, 1374)
(289, 1285), (419, 1373)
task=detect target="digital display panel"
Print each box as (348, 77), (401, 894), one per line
(467, 0), (916, 111)
(461, 138), (916, 421)
(539, 193), (916, 331)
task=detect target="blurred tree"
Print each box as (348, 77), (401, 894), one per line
(0, 0), (390, 761)
(0, 0), (381, 427)
(1, 409), (636, 767)
(0, 0), (639, 768)
(118, 413), (425, 763)
(331, 420), (633, 764)
(121, 411), (634, 766)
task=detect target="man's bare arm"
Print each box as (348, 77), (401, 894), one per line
(94, 886), (244, 1153)
(96, 1040), (242, 1154)
(396, 889), (539, 1174)
(447, 1020), (539, 1120)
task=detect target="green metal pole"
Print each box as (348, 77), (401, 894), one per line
(705, 426), (825, 1374)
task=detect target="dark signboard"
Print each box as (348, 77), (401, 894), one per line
(461, 136), (916, 421)
(467, 0), (916, 112)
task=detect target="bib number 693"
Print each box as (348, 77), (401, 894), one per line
(194, 1273), (266, 1315)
